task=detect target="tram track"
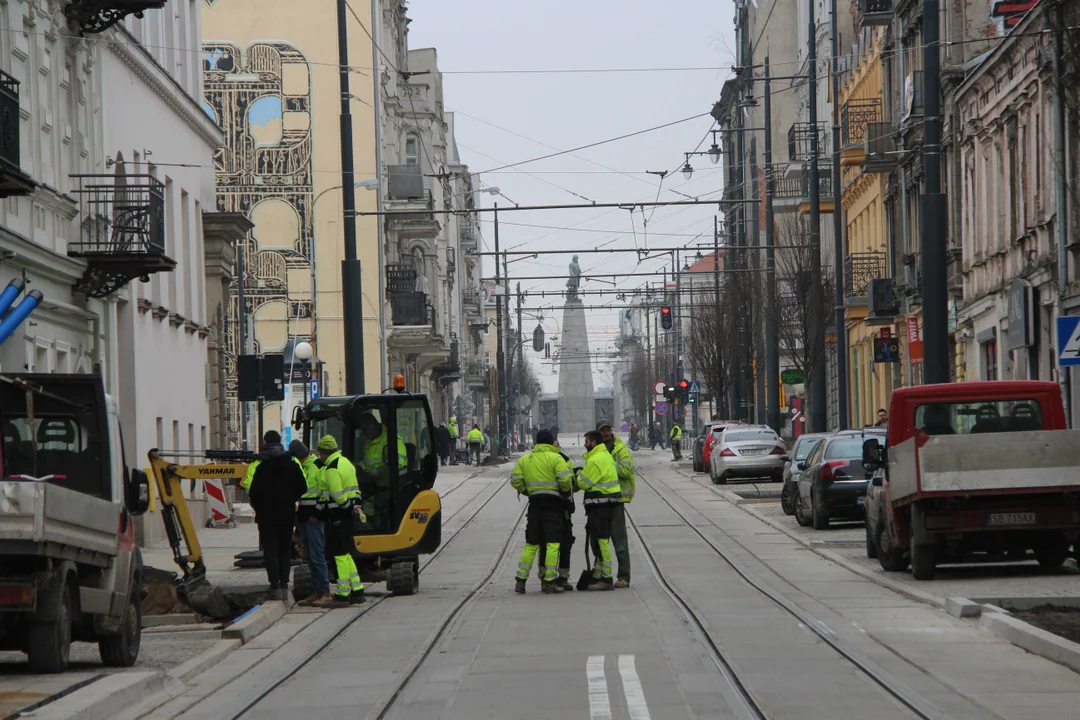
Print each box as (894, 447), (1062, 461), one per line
(631, 468), (951, 720)
(190, 474), (516, 720)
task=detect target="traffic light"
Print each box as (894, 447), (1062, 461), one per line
(678, 379), (689, 403)
(660, 306), (672, 330)
(664, 385), (675, 401)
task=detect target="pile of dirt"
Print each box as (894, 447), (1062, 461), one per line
(1011, 605), (1080, 645)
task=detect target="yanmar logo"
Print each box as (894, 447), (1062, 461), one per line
(197, 468), (237, 477)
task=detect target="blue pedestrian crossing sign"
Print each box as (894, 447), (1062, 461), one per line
(1057, 317), (1080, 367)
(655, 402), (669, 416)
(688, 380), (701, 393)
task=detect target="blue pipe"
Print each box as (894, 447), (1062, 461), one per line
(0, 290), (42, 345)
(0, 278), (25, 318)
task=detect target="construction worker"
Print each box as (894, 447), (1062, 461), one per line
(448, 415), (458, 463)
(550, 437), (577, 590)
(356, 412), (407, 529)
(291, 440), (331, 605)
(248, 431), (307, 601)
(575, 430), (621, 590)
(510, 429), (574, 594)
(467, 423), (483, 466)
(669, 423), (683, 460)
(239, 433), (273, 494)
(314, 435), (364, 607)
(598, 422), (635, 588)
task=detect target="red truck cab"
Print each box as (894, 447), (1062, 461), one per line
(864, 381), (1080, 580)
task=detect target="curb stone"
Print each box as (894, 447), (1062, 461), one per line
(979, 606), (1080, 674)
(222, 600), (288, 642)
(31, 672), (165, 720)
(167, 639), (242, 684)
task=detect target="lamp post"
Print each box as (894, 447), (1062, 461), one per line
(294, 341), (314, 405)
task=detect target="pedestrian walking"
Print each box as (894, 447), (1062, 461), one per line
(598, 422), (635, 588)
(669, 423), (683, 460)
(650, 421), (665, 451)
(436, 423), (452, 466)
(575, 430), (621, 590)
(313, 435), (364, 608)
(291, 439), (332, 605)
(248, 431), (307, 601)
(467, 423), (484, 466)
(510, 429), (574, 595)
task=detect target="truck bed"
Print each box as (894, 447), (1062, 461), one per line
(0, 481), (120, 560)
(889, 430), (1080, 501)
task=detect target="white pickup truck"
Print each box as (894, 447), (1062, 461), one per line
(0, 373), (150, 672)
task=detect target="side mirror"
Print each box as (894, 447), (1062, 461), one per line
(780, 455), (791, 463)
(291, 405), (305, 430)
(871, 475), (884, 487)
(862, 438), (884, 470)
(797, 461), (808, 471)
(126, 468), (151, 516)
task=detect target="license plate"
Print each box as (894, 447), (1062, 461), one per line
(988, 512), (1036, 526)
(856, 496), (864, 506)
(740, 448), (767, 456)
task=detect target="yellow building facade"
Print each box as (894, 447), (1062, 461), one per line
(201, 0), (382, 442)
(839, 29), (896, 427)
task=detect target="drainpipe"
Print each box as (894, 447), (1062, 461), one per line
(897, 16), (913, 387)
(372, 0), (388, 388)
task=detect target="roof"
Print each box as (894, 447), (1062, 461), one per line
(683, 250), (724, 274)
(892, 381), (1061, 402)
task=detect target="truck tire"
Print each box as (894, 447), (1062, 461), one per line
(1034, 533), (1069, 569)
(811, 492), (829, 530)
(876, 522), (909, 572)
(99, 590), (141, 667)
(910, 536), (936, 581)
(28, 580), (71, 674)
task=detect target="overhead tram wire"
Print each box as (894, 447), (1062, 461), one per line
(351, 197), (758, 218)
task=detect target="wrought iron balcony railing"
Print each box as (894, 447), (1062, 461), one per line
(857, 0), (893, 27)
(788, 122), (829, 163)
(771, 174), (803, 200)
(844, 252), (886, 298)
(841, 98), (882, 149)
(0, 69), (33, 198)
(801, 172), (834, 202)
(386, 263), (416, 294)
(69, 172), (175, 297)
(64, 0), (166, 36)
(387, 164), (425, 200)
(390, 291), (430, 326)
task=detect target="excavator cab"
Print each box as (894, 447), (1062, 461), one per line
(293, 386), (441, 595)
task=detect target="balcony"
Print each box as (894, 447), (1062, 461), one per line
(840, 98), (882, 168)
(464, 360), (490, 391)
(64, 0), (166, 35)
(862, 122), (898, 173)
(386, 165), (438, 239)
(844, 252), (886, 303)
(0, 71), (34, 198)
(69, 173), (176, 298)
(857, 0), (893, 27)
(390, 291), (430, 326)
(796, 173), (835, 215)
(788, 122), (829, 164)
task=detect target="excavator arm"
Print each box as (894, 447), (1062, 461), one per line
(147, 449), (254, 618)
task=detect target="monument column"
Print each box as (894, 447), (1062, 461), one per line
(557, 256), (595, 435)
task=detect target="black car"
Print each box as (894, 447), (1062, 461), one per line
(780, 433), (827, 516)
(794, 429), (886, 530)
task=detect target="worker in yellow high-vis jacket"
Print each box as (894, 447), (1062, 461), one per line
(599, 422), (635, 588)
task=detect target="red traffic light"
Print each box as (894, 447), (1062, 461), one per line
(678, 379), (689, 390)
(661, 307), (670, 314)
(660, 306), (673, 329)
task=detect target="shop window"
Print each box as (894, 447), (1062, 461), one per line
(982, 339), (998, 381)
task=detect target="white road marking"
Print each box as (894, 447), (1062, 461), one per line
(618, 654), (652, 720)
(587, 655), (613, 720)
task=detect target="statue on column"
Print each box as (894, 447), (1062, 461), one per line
(566, 255), (582, 300)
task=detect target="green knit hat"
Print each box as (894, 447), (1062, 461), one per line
(317, 435), (338, 451)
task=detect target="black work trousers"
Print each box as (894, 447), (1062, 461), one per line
(258, 522), (294, 589)
(539, 511), (574, 578)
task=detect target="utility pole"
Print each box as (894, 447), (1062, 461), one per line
(920, 0), (949, 384)
(494, 205), (508, 456)
(713, 215), (723, 419)
(751, 139), (765, 425)
(337, 0), (364, 394)
(236, 244), (249, 449)
(1051, 0), (1072, 426)
(646, 283), (654, 431)
(807, 0), (828, 431)
(504, 252), (513, 449)
(517, 281), (524, 445)
(764, 58), (780, 433)
(831, 0), (848, 429)
(735, 100), (748, 422)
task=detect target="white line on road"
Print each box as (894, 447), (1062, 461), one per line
(618, 654), (652, 720)
(587, 655), (613, 720)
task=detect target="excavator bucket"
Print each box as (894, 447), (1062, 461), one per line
(177, 570), (233, 619)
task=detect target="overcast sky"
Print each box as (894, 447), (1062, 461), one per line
(407, 1), (737, 393)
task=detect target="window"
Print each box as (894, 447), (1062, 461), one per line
(982, 339), (998, 381)
(793, 437), (823, 461)
(825, 437), (874, 459)
(915, 399), (1043, 435)
(723, 429), (778, 443)
(404, 136), (419, 166)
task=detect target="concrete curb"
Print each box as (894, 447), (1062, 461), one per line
(33, 671), (165, 720)
(980, 606), (1080, 674)
(222, 600), (287, 642)
(167, 639), (242, 684)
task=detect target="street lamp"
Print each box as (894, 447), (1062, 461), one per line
(681, 154), (694, 180)
(707, 130), (721, 164)
(295, 340), (314, 404)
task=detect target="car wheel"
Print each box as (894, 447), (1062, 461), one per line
(909, 528), (936, 580)
(716, 471), (728, 485)
(28, 579), (71, 674)
(780, 483), (796, 516)
(865, 520), (878, 559)
(794, 491), (811, 527)
(1034, 532), (1070, 569)
(99, 586), (141, 667)
(876, 521), (908, 572)
(811, 491), (829, 530)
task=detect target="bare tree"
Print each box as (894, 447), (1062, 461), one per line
(687, 290), (735, 418)
(623, 343), (652, 424)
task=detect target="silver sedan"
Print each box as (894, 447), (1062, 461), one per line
(709, 426), (787, 485)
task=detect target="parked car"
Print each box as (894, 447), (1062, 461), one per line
(780, 433), (827, 516)
(709, 426), (786, 485)
(794, 428), (886, 530)
(693, 422), (717, 472)
(700, 421), (743, 474)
